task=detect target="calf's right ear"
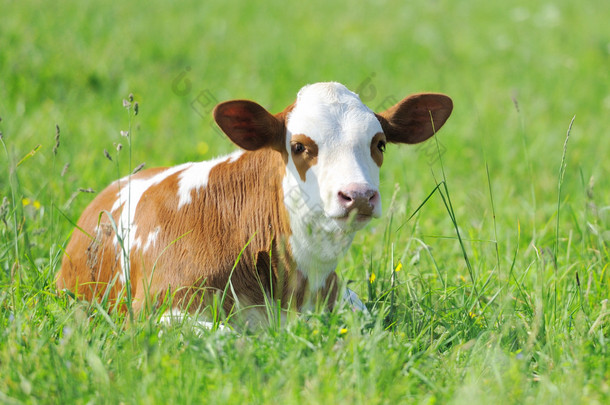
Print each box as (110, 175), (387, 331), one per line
(214, 100), (285, 151)
(376, 93), (453, 144)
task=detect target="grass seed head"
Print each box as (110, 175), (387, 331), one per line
(53, 124), (60, 155)
(132, 162), (145, 174)
(104, 149), (112, 161)
(0, 196), (9, 224)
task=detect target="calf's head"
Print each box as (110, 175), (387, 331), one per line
(214, 82), (452, 233)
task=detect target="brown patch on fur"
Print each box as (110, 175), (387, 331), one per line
(290, 134), (318, 182)
(370, 132), (386, 167)
(142, 150), (296, 317)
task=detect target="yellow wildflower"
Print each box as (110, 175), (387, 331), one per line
(369, 272), (376, 283)
(395, 262), (403, 272)
(339, 328), (348, 335)
(22, 198), (41, 210)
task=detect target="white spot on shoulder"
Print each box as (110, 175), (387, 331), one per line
(111, 150), (244, 284)
(112, 164), (192, 284)
(143, 226), (161, 252)
(177, 150), (243, 208)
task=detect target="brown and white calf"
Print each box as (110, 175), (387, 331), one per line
(57, 82), (452, 326)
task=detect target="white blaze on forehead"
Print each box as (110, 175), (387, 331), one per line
(287, 82), (383, 145)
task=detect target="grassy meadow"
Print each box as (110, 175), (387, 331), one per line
(1, 0), (610, 402)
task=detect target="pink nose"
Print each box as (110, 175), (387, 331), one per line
(337, 184), (379, 216)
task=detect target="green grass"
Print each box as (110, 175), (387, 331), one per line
(2, 0), (610, 402)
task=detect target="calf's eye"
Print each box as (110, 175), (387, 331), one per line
(377, 140), (386, 153)
(292, 142), (306, 154)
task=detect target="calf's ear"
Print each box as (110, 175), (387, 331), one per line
(214, 100), (285, 151)
(376, 93), (453, 144)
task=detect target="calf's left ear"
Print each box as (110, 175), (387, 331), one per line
(376, 93), (453, 144)
(214, 100), (285, 151)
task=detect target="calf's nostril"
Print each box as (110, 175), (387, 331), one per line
(338, 191), (353, 203)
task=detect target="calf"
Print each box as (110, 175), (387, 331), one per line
(57, 82), (452, 326)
